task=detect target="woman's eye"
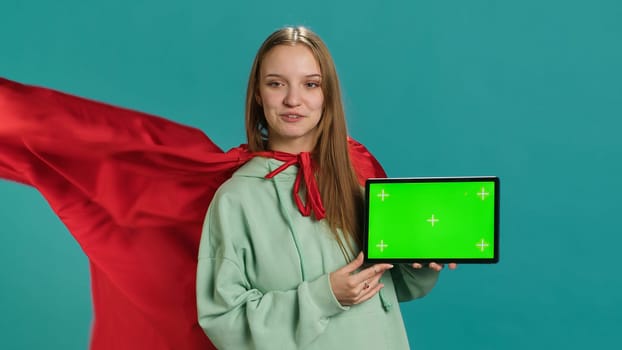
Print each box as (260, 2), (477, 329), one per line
(306, 82), (320, 88)
(267, 81), (283, 87)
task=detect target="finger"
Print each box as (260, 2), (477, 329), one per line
(353, 263), (392, 284)
(357, 268), (385, 296)
(448, 263), (458, 270)
(340, 252), (365, 274)
(345, 271), (386, 306)
(370, 264), (393, 276)
(429, 262), (443, 272)
(354, 283), (385, 305)
(362, 280), (370, 291)
(343, 279), (372, 305)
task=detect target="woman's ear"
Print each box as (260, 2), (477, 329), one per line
(255, 94), (262, 106)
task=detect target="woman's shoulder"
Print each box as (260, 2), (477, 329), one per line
(211, 156), (275, 200)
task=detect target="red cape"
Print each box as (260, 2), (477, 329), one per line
(0, 78), (386, 350)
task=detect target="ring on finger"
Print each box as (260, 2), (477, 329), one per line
(363, 280), (370, 289)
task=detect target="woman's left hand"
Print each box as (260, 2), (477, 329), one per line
(412, 262), (458, 272)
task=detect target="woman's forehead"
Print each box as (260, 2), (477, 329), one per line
(260, 44), (321, 77)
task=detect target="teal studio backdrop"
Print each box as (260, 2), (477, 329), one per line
(1, 0), (620, 349)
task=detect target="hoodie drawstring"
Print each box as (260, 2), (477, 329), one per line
(254, 151), (325, 220)
(378, 288), (393, 311)
(267, 159), (308, 282)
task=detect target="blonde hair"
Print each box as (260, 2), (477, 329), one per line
(245, 26), (363, 258)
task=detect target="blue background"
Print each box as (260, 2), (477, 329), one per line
(1, 0), (620, 349)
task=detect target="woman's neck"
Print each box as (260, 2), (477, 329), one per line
(267, 139), (316, 154)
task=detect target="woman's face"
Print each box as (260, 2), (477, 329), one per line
(257, 44), (324, 154)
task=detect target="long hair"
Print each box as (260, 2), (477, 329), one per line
(245, 26), (363, 259)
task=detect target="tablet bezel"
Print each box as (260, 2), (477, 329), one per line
(363, 176), (499, 264)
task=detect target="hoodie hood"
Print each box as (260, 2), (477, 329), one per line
(234, 156), (297, 179)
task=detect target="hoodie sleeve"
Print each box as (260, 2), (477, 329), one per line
(391, 265), (440, 302)
(196, 191), (349, 349)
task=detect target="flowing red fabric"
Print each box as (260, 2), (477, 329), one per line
(0, 77), (387, 350)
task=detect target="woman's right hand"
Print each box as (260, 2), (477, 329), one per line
(329, 252), (393, 306)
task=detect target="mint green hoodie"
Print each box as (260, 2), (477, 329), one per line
(197, 157), (439, 349)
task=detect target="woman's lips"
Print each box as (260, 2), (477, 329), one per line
(280, 113), (304, 121)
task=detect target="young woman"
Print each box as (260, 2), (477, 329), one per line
(196, 26), (454, 350)
(0, 25), (453, 350)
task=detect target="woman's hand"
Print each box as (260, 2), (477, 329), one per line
(412, 262), (458, 271)
(329, 252), (393, 306)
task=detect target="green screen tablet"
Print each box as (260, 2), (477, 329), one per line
(363, 177), (499, 264)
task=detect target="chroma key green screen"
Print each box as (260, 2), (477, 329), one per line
(364, 177), (499, 263)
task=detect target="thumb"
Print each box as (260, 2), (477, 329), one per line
(341, 252), (365, 274)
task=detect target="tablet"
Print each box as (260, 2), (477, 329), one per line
(363, 176), (499, 264)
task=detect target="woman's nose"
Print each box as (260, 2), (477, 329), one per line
(283, 87), (301, 107)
